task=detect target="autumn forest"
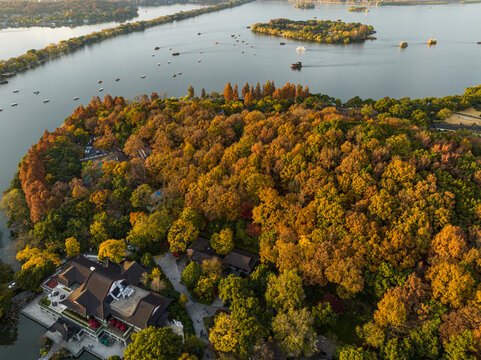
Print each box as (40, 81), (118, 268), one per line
(2, 82), (481, 359)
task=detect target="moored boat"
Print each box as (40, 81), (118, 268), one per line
(296, 46), (306, 52)
(11, 103), (17, 106)
(13, 89), (19, 93)
(99, 88), (104, 92)
(43, 99), (50, 103)
(73, 97), (79, 100)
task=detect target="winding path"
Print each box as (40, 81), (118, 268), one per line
(155, 252), (225, 343)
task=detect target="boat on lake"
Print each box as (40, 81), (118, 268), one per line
(98, 80), (103, 84)
(11, 103), (17, 106)
(427, 39), (437, 46)
(280, 42), (286, 45)
(115, 78), (120, 81)
(154, 46), (160, 50)
(73, 97), (79, 100)
(172, 74), (177, 77)
(399, 41), (408, 48)
(141, 75), (146, 78)
(0, 80), (8, 85)
(99, 88), (104, 92)
(291, 62), (302, 70)
(43, 99), (50, 103)
(296, 46), (306, 52)
(13, 89), (19, 93)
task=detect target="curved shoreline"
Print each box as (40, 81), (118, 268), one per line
(0, 0), (254, 79)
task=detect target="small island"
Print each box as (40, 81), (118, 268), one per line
(251, 18), (376, 44)
(294, 2), (316, 8)
(348, 6), (369, 12)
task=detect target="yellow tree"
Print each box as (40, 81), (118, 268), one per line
(98, 239), (126, 263)
(209, 312), (240, 353)
(427, 262), (475, 308)
(65, 237), (80, 258)
(16, 245), (60, 270)
(223, 82), (235, 102)
(374, 291), (407, 329)
(210, 228), (234, 256)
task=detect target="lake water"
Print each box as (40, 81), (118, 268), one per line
(0, 4), (203, 59)
(0, 0), (480, 357)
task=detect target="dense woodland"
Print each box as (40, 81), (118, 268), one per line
(2, 83), (481, 359)
(251, 18), (376, 44)
(0, 0), (254, 78)
(0, 0), (138, 28)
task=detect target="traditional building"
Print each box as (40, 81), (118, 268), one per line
(56, 256), (172, 332)
(187, 238), (260, 274)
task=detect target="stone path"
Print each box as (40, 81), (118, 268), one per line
(155, 252), (226, 359)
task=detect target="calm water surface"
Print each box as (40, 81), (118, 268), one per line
(0, 4), (203, 59)
(0, 1), (480, 357)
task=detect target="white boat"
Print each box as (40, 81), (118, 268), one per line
(0, 108), (3, 111)
(99, 88), (104, 92)
(43, 99), (50, 103)
(296, 46), (306, 52)
(141, 75), (146, 79)
(11, 103), (17, 106)
(73, 97), (79, 100)
(12, 89), (19, 93)
(167, 61), (171, 64)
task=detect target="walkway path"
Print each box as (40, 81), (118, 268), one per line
(155, 252), (225, 343)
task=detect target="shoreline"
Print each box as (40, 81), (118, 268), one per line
(0, 0), (254, 80)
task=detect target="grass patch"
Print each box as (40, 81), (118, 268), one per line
(40, 297), (51, 307)
(202, 316), (214, 334)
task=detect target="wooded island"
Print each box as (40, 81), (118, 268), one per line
(251, 18), (376, 44)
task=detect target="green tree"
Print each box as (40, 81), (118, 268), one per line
(339, 345), (378, 360)
(218, 275), (252, 304)
(312, 301), (338, 328)
(141, 252), (155, 269)
(130, 184), (152, 209)
(265, 270), (305, 312)
(127, 208), (173, 250)
(272, 307), (317, 358)
(181, 262), (202, 291)
(123, 326), (183, 360)
(442, 331), (477, 360)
